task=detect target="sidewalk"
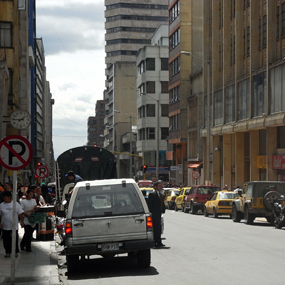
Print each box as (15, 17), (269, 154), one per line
(0, 227), (60, 285)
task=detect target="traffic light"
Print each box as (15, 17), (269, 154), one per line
(143, 165), (147, 173)
(37, 162), (42, 166)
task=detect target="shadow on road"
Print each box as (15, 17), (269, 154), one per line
(66, 255), (159, 280)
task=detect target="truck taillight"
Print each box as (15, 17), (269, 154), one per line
(65, 222), (72, 235)
(146, 216), (153, 229)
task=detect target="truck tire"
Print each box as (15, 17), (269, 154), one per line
(66, 255), (80, 273)
(204, 206), (209, 217)
(213, 208), (219, 218)
(232, 205), (241, 222)
(190, 203), (197, 214)
(263, 191), (281, 211)
(184, 204), (189, 213)
(244, 206), (255, 225)
(137, 249), (151, 268)
(175, 204), (178, 211)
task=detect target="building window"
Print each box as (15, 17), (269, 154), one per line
(138, 84), (145, 95)
(139, 106), (146, 118)
(146, 81), (155, 93)
(169, 114), (180, 131)
(161, 104), (168, 117)
(146, 104), (155, 117)
(253, 72), (266, 117)
(169, 85), (180, 103)
(237, 78), (250, 120)
(146, 58), (155, 70)
(147, 128), (155, 140)
(161, 81), (168, 93)
(161, 58), (168, 70)
(225, 85), (235, 123)
(214, 90), (223, 126)
(138, 61), (145, 74)
(0, 22), (12, 47)
(169, 57), (180, 77)
(139, 128), (145, 140)
(169, 0), (180, 23)
(262, 15), (267, 47)
(169, 28), (180, 51)
(282, 3), (285, 36)
(270, 65), (285, 113)
(161, 128), (168, 140)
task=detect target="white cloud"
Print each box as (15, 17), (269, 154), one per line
(36, 1), (106, 159)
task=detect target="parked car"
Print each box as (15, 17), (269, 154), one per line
(175, 187), (191, 211)
(204, 191), (237, 218)
(138, 180), (153, 188)
(184, 185), (221, 214)
(140, 187), (155, 200)
(232, 181), (285, 225)
(164, 189), (180, 210)
(63, 179), (154, 272)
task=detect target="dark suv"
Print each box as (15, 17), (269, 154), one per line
(184, 185), (221, 214)
(232, 181), (285, 224)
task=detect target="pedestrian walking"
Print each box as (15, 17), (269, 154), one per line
(20, 189), (40, 252)
(0, 191), (24, 257)
(147, 180), (166, 248)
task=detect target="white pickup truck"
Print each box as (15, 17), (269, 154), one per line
(63, 178), (155, 272)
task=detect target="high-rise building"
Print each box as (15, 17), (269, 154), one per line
(87, 100), (106, 147)
(105, 0), (169, 64)
(136, 24), (170, 181)
(168, 0), (203, 185)
(183, 0), (285, 188)
(103, 0), (169, 178)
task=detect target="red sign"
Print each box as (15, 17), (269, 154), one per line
(192, 171), (200, 179)
(0, 135), (33, 170)
(272, 155), (285, 169)
(35, 165), (49, 178)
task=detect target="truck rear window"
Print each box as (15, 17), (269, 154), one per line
(72, 184), (145, 218)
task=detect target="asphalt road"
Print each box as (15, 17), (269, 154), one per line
(57, 209), (285, 285)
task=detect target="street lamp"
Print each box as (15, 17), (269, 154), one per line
(140, 93), (160, 180)
(180, 51), (211, 184)
(114, 110), (133, 178)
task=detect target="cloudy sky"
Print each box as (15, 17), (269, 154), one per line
(36, 0), (105, 159)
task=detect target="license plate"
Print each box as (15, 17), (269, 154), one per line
(101, 243), (119, 251)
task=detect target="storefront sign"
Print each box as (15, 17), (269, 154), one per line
(257, 155), (267, 169)
(272, 155), (285, 169)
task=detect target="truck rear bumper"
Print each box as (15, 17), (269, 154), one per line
(65, 239), (155, 256)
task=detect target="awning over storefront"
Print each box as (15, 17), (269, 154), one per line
(187, 162), (203, 168)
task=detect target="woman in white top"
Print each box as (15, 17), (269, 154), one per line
(20, 189), (39, 252)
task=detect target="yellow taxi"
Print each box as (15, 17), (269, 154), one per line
(204, 190), (238, 218)
(175, 187), (191, 211)
(164, 188), (180, 210)
(140, 187), (155, 200)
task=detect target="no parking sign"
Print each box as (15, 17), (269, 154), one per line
(0, 135), (33, 170)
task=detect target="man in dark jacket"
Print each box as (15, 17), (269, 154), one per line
(147, 180), (166, 248)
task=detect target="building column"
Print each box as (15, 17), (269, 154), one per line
(267, 127), (277, 180)
(235, 132), (245, 187)
(223, 134), (232, 188)
(212, 135), (221, 186)
(250, 130), (259, 181)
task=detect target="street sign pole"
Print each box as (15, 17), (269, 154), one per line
(11, 170), (17, 284)
(0, 135), (33, 284)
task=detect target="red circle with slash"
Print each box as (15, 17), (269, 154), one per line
(35, 165), (49, 178)
(0, 135), (33, 170)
